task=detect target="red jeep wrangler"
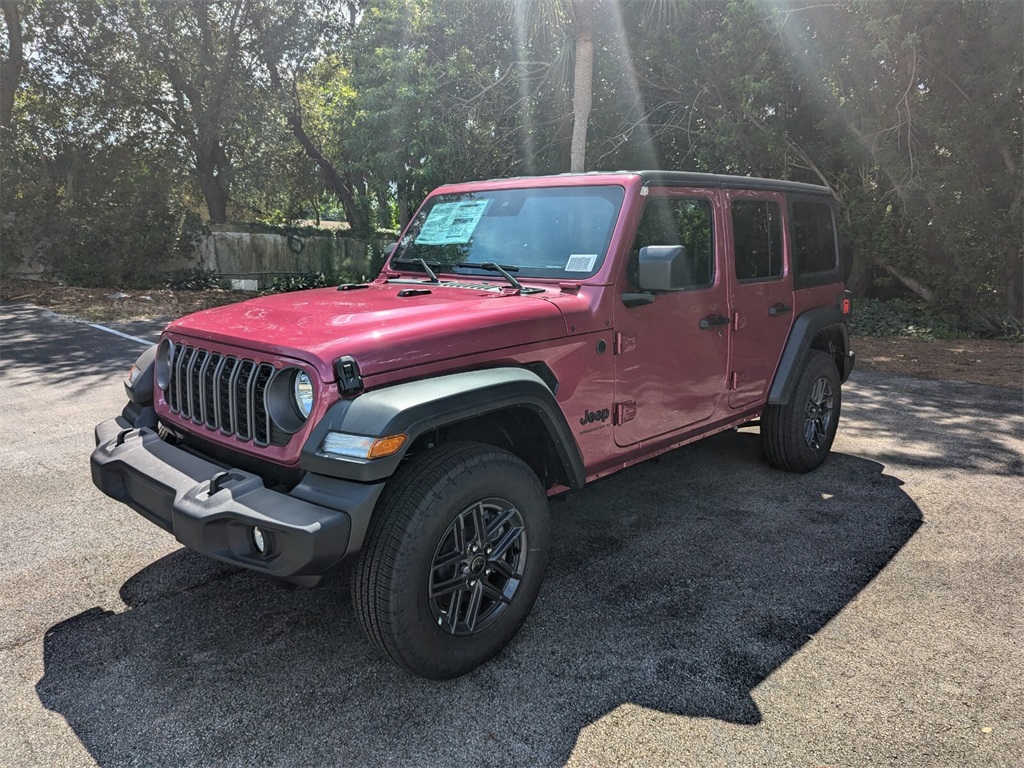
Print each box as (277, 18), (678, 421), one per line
(92, 171), (854, 678)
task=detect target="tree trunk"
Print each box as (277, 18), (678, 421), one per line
(569, 0), (594, 173)
(195, 140), (230, 222)
(881, 263), (935, 304)
(846, 246), (874, 298)
(1007, 260), (1022, 319)
(284, 112), (371, 236)
(397, 190), (411, 229)
(0, 0), (24, 135)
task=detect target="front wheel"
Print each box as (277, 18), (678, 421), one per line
(352, 442), (549, 679)
(761, 350), (842, 472)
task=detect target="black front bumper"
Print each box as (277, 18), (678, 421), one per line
(91, 416), (384, 584)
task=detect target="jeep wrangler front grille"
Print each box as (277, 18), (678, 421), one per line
(166, 343), (277, 446)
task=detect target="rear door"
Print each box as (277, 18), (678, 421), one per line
(726, 191), (795, 408)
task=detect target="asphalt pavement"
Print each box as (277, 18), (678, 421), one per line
(1, 302), (1021, 767)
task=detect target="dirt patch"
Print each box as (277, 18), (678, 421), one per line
(853, 336), (1020, 390)
(3, 278), (1020, 390)
(0, 278), (253, 323)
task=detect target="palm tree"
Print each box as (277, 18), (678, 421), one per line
(515, 0), (597, 172)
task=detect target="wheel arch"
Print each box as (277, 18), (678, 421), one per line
(300, 367), (585, 490)
(768, 307), (852, 406)
(421, 405), (574, 492)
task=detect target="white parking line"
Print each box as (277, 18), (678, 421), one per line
(88, 323), (155, 347)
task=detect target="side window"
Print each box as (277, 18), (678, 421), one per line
(731, 200), (783, 281)
(631, 197), (714, 290)
(791, 201), (838, 275)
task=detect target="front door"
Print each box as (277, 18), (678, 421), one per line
(613, 189), (730, 447)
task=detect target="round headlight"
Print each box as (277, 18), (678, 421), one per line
(155, 338), (174, 391)
(294, 371), (314, 418)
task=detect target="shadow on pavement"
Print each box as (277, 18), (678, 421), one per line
(844, 374), (1024, 477)
(37, 431), (921, 766)
(1, 303), (163, 393)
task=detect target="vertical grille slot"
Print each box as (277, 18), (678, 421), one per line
(164, 343), (286, 447)
(171, 344), (195, 415)
(188, 349), (209, 423)
(252, 363), (275, 446)
(203, 353), (224, 429)
(234, 360), (256, 441)
(219, 356), (238, 434)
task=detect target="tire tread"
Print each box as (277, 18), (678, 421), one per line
(352, 441), (546, 677)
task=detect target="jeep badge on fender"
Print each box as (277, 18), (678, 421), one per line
(91, 171), (855, 679)
(580, 408), (611, 425)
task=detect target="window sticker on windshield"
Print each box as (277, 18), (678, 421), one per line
(565, 254), (598, 272)
(415, 200), (489, 245)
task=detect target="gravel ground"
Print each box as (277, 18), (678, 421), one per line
(1, 303), (1021, 767)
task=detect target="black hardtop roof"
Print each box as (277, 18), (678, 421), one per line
(635, 170), (832, 196)
(476, 170), (833, 197)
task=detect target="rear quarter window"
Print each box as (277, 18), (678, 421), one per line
(790, 199), (839, 285)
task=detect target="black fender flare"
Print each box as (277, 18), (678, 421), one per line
(768, 307), (852, 406)
(300, 367), (586, 488)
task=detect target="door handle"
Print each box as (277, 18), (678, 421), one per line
(769, 303), (791, 317)
(699, 314), (731, 330)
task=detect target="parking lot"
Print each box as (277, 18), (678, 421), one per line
(1, 301), (1021, 767)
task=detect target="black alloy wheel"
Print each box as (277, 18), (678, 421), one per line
(803, 374), (835, 451)
(353, 441), (549, 679)
(428, 497), (528, 636)
(761, 350), (842, 473)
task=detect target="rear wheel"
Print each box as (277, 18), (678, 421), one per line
(352, 442), (549, 679)
(761, 350), (841, 472)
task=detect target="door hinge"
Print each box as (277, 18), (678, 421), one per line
(614, 401), (637, 425)
(729, 372), (740, 390)
(614, 332), (637, 355)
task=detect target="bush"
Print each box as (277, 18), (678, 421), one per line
(1, 145), (204, 289)
(165, 267), (226, 291)
(969, 314), (1024, 342)
(260, 272), (330, 295)
(850, 298), (969, 340)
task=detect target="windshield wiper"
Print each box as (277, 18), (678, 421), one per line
(455, 262), (523, 291)
(391, 258), (440, 283)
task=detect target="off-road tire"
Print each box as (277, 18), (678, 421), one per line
(352, 441), (549, 679)
(761, 350), (841, 472)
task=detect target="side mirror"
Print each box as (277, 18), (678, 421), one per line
(637, 245), (686, 291)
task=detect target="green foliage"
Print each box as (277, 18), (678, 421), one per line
(3, 0), (1020, 315)
(1, 141), (203, 288)
(968, 314), (1024, 343)
(165, 267), (226, 291)
(850, 299), (969, 341)
(366, 232), (399, 279)
(260, 272), (330, 295)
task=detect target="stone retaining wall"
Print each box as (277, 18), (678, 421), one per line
(193, 225), (372, 283)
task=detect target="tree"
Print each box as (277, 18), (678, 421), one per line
(613, 0), (1022, 319)
(514, 0), (600, 172)
(257, 3), (375, 235)
(36, 0), (299, 222)
(567, 0), (594, 172)
(342, 0), (524, 225)
(0, 0), (24, 134)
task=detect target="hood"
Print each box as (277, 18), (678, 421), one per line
(165, 281), (569, 381)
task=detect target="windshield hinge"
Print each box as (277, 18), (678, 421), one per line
(334, 356), (363, 395)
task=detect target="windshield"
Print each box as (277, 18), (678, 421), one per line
(392, 185), (626, 280)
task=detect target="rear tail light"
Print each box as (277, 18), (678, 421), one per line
(837, 290), (853, 316)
